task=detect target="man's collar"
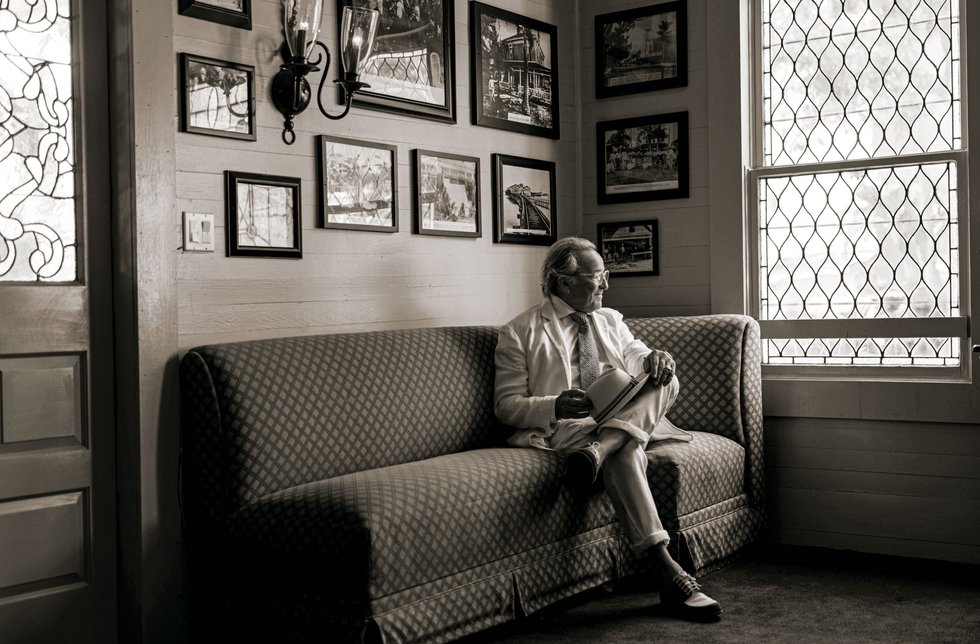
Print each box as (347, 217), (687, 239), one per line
(548, 295), (581, 320)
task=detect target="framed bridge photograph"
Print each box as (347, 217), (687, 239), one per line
(597, 111), (689, 204)
(470, 2), (560, 139)
(597, 220), (659, 277)
(492, 154), (557, 246)
(339, 0), (456, 122)
(595, 1), (687, 98)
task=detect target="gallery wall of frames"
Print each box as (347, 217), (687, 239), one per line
(581, 0), (709, 320)
(174, 0), (579, 348)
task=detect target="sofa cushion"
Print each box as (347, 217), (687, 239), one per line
(222, 447), (618, 601)
(180, 326), (501, 521)
(645, 431), (746, 522)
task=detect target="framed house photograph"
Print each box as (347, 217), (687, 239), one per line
(317, 135), (398, 232)
(492, 154), (557, 246)
(340, 0), (456, 122)
(597, 111), (689, 204)
(224, 171), (302, 259)
(597, 220), (659, 277)
(179, 53), (256, 141)
(413, 150), (481, 238)
(595, 1), (687, 98)
(178, 0), (252, 30)
(470, 2), (560, 139)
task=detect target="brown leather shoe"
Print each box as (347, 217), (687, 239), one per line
(660, 572), (722, 621)
(563, 442), (602, 493)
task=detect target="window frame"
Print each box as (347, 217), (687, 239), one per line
(703, 0), (980, 423)
(745, 0), (972, 383)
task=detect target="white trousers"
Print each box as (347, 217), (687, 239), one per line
(549, 377), (690, 554)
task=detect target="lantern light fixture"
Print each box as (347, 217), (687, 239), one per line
(271, 0), (379, 144)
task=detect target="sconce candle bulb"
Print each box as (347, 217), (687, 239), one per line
(272, 0), (379, 145)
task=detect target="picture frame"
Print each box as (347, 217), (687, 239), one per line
(597, 220), (659, 277)
(597, 111), (689, 204)
(413, 150), (481, 238)
(595, 1), (687, 98)
(179, 53), (256, 141)
(339, 0), (456, 123)
(224, 171), (302, 259)
(470, 2), (560, 139)
(492, 154), (557, 246)
(316, 135), (399, 233)
(178, 0), (252, 30)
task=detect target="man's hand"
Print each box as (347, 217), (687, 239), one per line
(555, 389), (594, 420)
(643, 350), (676, 387)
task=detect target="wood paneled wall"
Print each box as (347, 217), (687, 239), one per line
(174, 0), (578, 350)
(766, 417), (980, 564)
(577, 0), (711, 318)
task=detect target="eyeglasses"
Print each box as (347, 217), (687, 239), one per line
(566, 269), (610, 283)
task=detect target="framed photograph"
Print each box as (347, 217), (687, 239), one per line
(413, 150), (481, 238)
(179, 53), (256, 141)
(316, 135), (398, 232)
(492, 154), (557, 246)
(470, 2), (560, 139)
(597, 220), (659, 277)
(178, 0), (252, 30)
(340, 0), (456, 122)
(595, 1), (687, 98)
(224, 171), (302, 259)
(597, 111), (689, 204)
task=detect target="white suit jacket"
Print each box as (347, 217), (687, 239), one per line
(494, 296), (652, 448)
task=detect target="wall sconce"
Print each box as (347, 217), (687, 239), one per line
(271, 0), (379, 144)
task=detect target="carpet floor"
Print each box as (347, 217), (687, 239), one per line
(457, 546), (980, 643)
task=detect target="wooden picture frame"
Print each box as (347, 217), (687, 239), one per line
(179, 53), (256, 141)
(597, 111), (689, 204)
(413, 150), (481, 238)
(492, 154), (557, 246)
(225, 171), (303, 258)
(339, 0), (456, 122)
(178, 0), (252, 30)
(470, 2), (560, 139)
(317, 135), (399, 233)
(597, 220), (659, 277)
(595, 1), (687, 98)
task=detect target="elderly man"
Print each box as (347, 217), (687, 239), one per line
(493, 236), (722, 621)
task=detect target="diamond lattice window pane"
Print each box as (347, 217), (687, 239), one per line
(764, 337), (959, 366)
(762, 0), (961, 166)
(760, 162), (959, 366)
(0, 2), (76, 282)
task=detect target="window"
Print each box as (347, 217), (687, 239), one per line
(0, 3), (77, 282)
(748, 0), (968, 371)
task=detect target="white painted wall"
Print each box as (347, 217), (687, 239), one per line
(174, 0), (579, 350)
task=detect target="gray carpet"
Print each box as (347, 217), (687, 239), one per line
(458, 546), (980, 643)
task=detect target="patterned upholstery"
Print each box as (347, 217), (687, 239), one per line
(646, 431), (746, 523)
(222, 448), (617, 600)
(179, 316), (766, 643)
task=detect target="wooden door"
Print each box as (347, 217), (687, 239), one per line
(0, 2), (116, 642)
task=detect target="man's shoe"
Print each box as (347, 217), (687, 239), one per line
(563, 442), (602, 493)
(659, 572), (722, 621)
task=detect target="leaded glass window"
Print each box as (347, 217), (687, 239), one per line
(0, 1), (76, 282)
(752, 0), (965, 368)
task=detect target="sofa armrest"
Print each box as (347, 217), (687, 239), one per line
(626, 315), (764, 506)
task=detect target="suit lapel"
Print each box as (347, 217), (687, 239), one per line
(591, 311), (628, 372)
(540, 297), (573, 388)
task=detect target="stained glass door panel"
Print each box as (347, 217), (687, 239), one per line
(0, 2), (116, 642)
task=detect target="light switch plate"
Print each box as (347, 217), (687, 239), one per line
(183, 212), (215, 252)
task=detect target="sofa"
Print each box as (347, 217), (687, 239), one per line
(179, 314), (765, 643)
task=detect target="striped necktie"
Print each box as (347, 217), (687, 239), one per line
(569, 312), (600, 390)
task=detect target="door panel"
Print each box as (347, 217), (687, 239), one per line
(0, 0), (116, 642)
